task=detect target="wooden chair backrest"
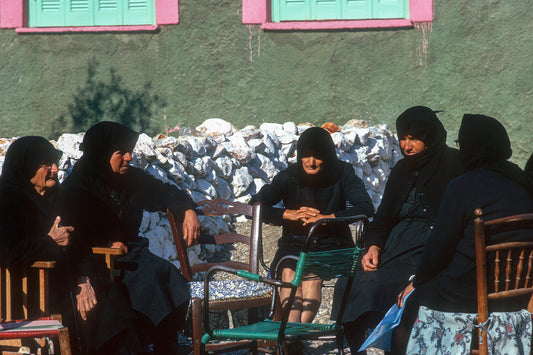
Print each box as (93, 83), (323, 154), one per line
(474, 208), (533, 355)
(167, 199), (262, 282)
(0, 261), (56, 322)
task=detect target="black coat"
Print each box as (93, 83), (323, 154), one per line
(60, 166), (196, 351)
(251, 161), (374, 270)
(365, 147), (462, 249)
(414, 168), (533, 306)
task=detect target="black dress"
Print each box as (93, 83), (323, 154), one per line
(60, 166), (196, 351)
(332, 146), (463, 324)
(250, 161), (374, 273)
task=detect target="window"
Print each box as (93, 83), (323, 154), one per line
(242, 0), (432, 30)
(29, 0), (154, 27)
(0, 0), (178, 32)
(272, 0), (408, 22)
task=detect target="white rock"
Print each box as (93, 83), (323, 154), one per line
(56, 133), (84, 159)
(214, 178), (232, 200)
(231, 166), (253, 197)
(259, 123), (283, 133)
(228, 132), (256, 164)
(196, 118), (236, 136)
(134, 134), (157, 160)
(275, 130), (298, 145)
(282, 122), (298, 135)
(196, 178), (217, 198)
(181, 136), (207, 157)
(214, 155), (233, 180)
(146, 164), (171, 184)
(140, 211), (152, 233)
(191, 157), (208, 178)
(331, 132), (351, 152)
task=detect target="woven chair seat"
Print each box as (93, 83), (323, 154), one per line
(202, 319), (338, 343)
(188, 279), (272, 302)
(0, 318), (64, 339)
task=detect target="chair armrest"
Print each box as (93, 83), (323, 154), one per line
(92, 247), (125, 281)
(31, 261), (56, 269)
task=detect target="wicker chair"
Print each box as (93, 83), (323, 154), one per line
(167, 199), (272, 355)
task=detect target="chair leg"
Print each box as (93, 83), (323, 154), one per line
(57, 327), (72, 355)
(191, 298), (203, 355)
(336, 332), (345, 355)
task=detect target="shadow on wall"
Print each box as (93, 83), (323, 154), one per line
(52, 60), (166, 136)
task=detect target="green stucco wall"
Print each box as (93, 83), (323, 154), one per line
(0, 0), (531, 165)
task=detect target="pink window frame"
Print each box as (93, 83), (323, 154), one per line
(242, 0), (432, 30)
(0, 0), (179, 32)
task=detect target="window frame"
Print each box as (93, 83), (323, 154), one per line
(0, 0), (179, 32)
(242, 0), (433, 30)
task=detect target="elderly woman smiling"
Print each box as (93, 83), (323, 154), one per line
(0, 136), (96, 339)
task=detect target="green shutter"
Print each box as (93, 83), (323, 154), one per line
(29, 0), (64, 27)
(66, 0), (92, 26)
(28, 0), (154, 27)
(275, 0), (311, 22)
(343, 0), (372, 19)
(313, 0), (341, 20)
(272, 0), (407, 21)
(123, 0), (155, 25)
(94, 0), (121, 25)
(374, 0), (406, 19)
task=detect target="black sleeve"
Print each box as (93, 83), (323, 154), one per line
(132, 169), (197, 219)
(334, 164), (375, 218)
(364, 164), (403, 249)
(249, 171), (289, 226)
(413, 179), (467, 287)
(0, 195), (62, 268)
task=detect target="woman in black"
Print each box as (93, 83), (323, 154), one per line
(0, 136), (95, 347)
(394, 114), (533, 353)
(333, 106), (463, 354)
(250, 127), (374, 325)
(60, 121), (201, 354)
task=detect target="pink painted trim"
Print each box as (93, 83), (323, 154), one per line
(156, 0), (179, 25)
(16, 25), (159, 33)
(262, 19), (413, 30)
(242, 0), (267, 24)
(243, 0), (433, 28)
(1, 0), (179, 29)
(0, 0), (24, 28)
(409, 0), (433, 22)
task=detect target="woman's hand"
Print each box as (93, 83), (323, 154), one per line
(76, 277), (97, 320)
(297, 207), (334, 226)
(397, 282), (415, 308)
(109, 241), (128, 253)
(48, 216), (74, 247)
(361, 245), (381, 271)
(182, 209), (201, 247)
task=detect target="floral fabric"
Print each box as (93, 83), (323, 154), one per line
(407, 306), (532, 355)
(188, 280), (272, 301)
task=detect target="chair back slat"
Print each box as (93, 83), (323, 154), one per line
(526, 250), (533, 288)
(494, 250), (500, 293)
(474, 209), (533, 355)
(505, 249), (512, 292)
(516, 249), (525, 290)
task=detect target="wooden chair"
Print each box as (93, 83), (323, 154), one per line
(473, 208), (533, 355)
(0, 262), (72, 355)
(91, 247), (125, 281)
(200, 215), (368, 355)
(167, 199), (272, 355)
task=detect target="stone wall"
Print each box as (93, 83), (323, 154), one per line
(0, 119), (401, 273)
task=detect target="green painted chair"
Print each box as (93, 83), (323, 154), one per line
(200, 215), (368, 354)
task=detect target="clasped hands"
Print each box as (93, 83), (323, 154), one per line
(284, 207), (334, 226)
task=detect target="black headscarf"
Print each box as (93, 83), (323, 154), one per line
(526, 153), (533, 175)
(1, 136), (62, 193)
(75, 121), (139, 188)
(396, 106), (447, 171)
(295, 127), (340, 187)
(458, 114), (533, 197)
